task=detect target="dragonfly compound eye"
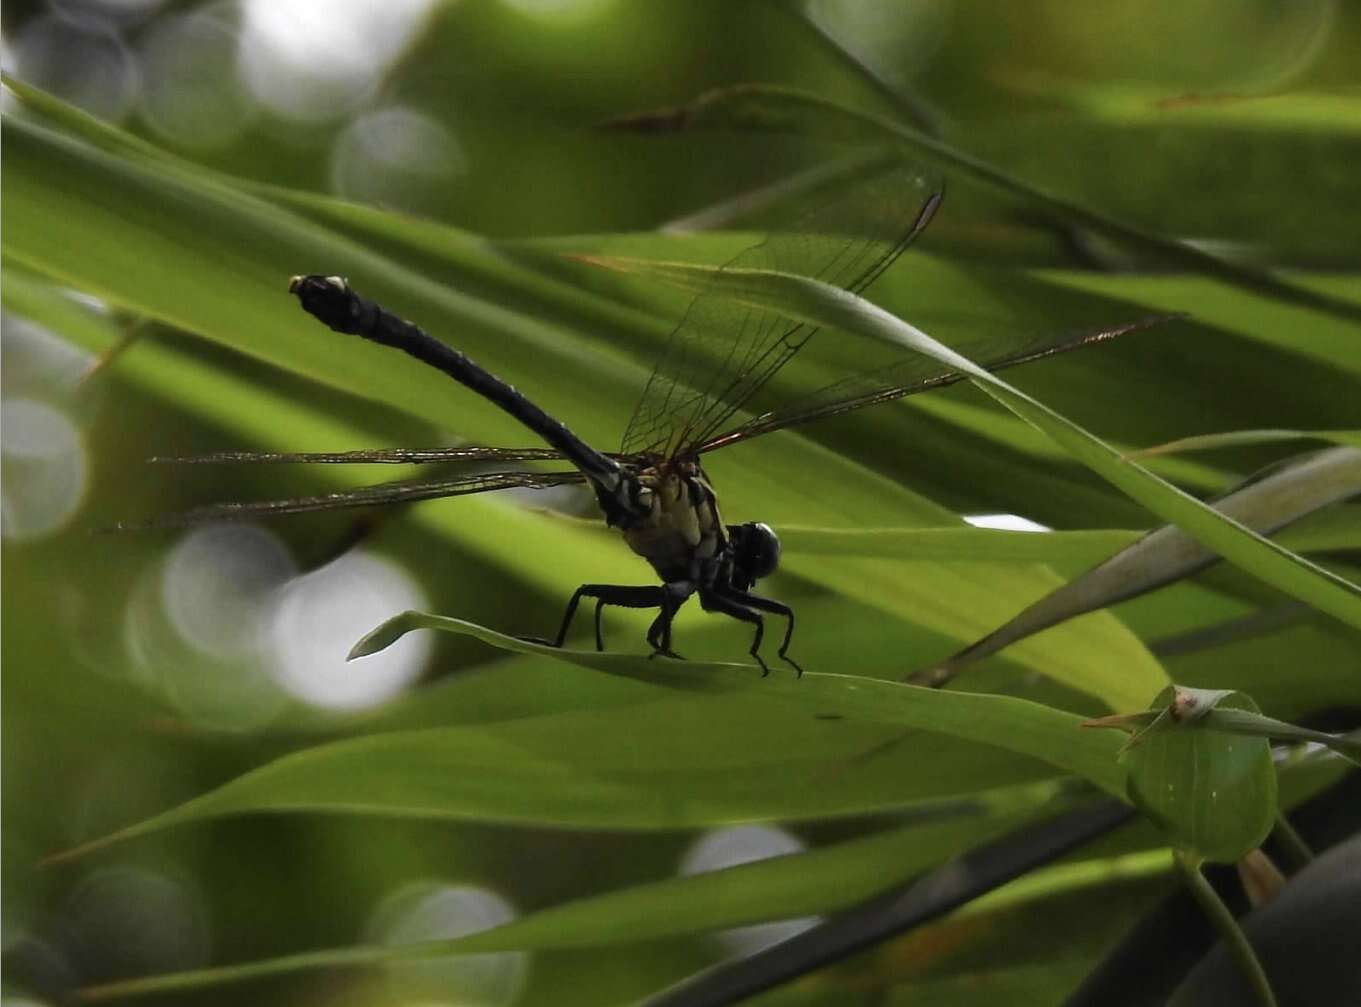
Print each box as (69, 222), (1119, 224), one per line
(731, 521), (781, 585)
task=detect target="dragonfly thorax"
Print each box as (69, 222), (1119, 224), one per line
(620, 460), (728, 584)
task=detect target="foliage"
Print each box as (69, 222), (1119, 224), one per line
(3, 3), (1359, 1005)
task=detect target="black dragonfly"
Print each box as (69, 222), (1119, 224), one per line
(159, 165), (1166, 674)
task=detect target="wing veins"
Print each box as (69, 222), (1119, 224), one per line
(619, 164), (943, 459)
(149, 446), (571, 465)
(121, 470), (590, 529)
(696, 315), (1180, 454)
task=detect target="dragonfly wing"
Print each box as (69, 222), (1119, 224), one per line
(149, 446), (569, 465)
(619, 159), (943, 459)
(697, 314), (1180, 453)
(122, 470), (590, 529)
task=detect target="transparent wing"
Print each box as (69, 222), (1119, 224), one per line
(121, 470), (589, 529)
(696, 315), (1180, 454)
(620, 160), (943, 460)
(149, 446), (570, 465)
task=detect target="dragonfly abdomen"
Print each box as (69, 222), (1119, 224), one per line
(289, 275), (644, 524)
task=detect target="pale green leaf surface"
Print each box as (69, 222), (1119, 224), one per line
(1064, 86), (1361, 137)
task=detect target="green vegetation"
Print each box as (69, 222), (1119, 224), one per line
(3, 3), (1358, 1004)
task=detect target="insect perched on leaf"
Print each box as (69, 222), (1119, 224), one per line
(151, 164), (1168, 674)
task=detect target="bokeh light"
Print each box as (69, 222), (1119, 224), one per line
(369, 881), (528, 1005)
(138, 3), (254, 150)
(163, 524), (297, 661)
(0, 399), (88, 542)
(0, 36), (15, 113)
(266, 549), (431, 711)
(1033, 0), (1337, 90)
(679, 825), (821, 956)
(59, 866), (209, 981)
(124, 524), (294, 730)
(329, 105), (465, 212)
(0, 935), (79, 1006)
(49, 0), (169, 24)
(1, 313), (96, 391)
(236, 0), (439, 122)
(10, 12), (140, 121)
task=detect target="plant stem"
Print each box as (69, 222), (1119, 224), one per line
(1271, 813), (1314, 871)
(1175, 850), (1278, 1007)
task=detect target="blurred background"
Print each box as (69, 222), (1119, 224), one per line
(3, 1), (1359, 1005)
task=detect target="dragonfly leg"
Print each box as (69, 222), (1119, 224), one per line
(646, 581), (695, 659)
(524, 584), (664, 650)
(721, 588), (803, 677)
(531, 583), (705, 657)
(593, 599), (607, 651)
(698, 587), (770, 676)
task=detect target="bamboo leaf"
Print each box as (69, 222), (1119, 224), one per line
(583, 255), (1361, 643)
(603, 84), (1361, 324)
(47, 615), (1129, 864)
(928, 447), (1361, 679)
(1135, 429), (1361, 457)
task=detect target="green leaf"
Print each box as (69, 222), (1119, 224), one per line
(1135, 429), (1361, 457)
(48, 617), (1129, 862)
(1199, 709), (1361, 768)
(780, 526), (1142, 567)
(925, 447), (1361, 680)
(604, 84), (1361, 324)
(74, 754), (1349, 1003)
(586, 254), (1361, 640)
(1117, 687), (1277, 862)
(75, 800), (1042, 1001)
(4, 109), (1168, 709)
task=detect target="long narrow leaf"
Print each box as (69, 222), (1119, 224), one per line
(603, 84), (1361, 325)
(46, 617), (1129, 865)
(928, 447), (1361, 679)
(584, 256), (1361, 642)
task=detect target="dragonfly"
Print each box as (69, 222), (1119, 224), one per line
(157, 164), (1169, 674)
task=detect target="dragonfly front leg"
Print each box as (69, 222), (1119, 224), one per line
(698, 587), (771, 676)
(593, 599), (607, 651)
(716, 587), (803, 677)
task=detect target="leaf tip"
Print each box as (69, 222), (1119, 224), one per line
(596, 103), (689, 133)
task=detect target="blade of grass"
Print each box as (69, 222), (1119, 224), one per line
(604, 84), (1361, 325)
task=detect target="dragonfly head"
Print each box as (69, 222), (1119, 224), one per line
(728, 521), (780, 590)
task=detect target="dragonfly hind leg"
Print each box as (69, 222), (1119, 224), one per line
(528, 583), (692, 655)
